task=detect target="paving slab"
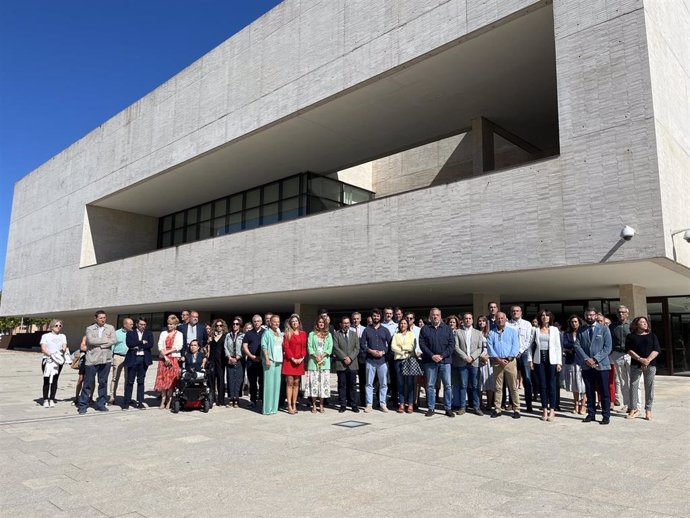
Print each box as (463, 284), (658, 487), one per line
(1, 349), (689, 517)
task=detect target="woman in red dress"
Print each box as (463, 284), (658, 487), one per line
(282, 314), (307, 414)
(154, 315), (182, 409)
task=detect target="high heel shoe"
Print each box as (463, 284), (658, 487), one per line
(645, 410), (652, 421)
(548, 409), (555, 422)
(626, 409), (640, 419)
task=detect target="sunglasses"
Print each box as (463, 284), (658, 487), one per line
(53, 324), (62, 328)
(232, 322), (240, 326)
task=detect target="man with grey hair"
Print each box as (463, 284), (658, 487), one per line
(610, 305), (632, 412)
(78, 310), (117, 414)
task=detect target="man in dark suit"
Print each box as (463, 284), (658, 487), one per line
(123, 317), (154, 410)
(178, 310), (208, 356)
(575, 307), (613, 424)
(333, 315), (360, 413)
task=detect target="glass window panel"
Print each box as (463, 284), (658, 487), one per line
(229, 194), (243, 213)
(539, 303), (562, 314)
(281, 197), (301, 219)
(161, 215), (173, 232)
(669, 297), (690, 313)
(173, 212), (185, 229)
(186, 207), (198, 225)
(173, 228), (184, 245)
(213, 216), (227, 236)
(587, 300), (602, 312)
(160, 231), (172, 248)
(282, 176), (300, 199)
(244, 208), (260, 229)
(647, 302), (663, 314)
(308, 196), (340, 214)
(310, 176), (342, 202)
(262, 202), (280, 225)
(200, 203), (212, 221)
(344, 185), (373, 205)
(185, 225), (198, 243)
(214, 199), (227, 217)
(199, 220), (212, 239)
(263, 183), (279, 204)
(563, 305), (584, 317)
(228, 212), (242, 233)
(246, 189), (260, 208)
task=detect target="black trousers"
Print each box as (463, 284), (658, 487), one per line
(41, 361), (63, 401)
(124, 356), (148, 404)
(209, 360), (225, 405)
(246, 361), (264, 403)
(337, 369), (357, 407)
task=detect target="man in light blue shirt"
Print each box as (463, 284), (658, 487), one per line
(110, 317), (133, 405)
(487, 312), (521, 419)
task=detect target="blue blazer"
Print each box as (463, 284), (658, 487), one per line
(124, 329), (154, 367)
(574, 324), (612, 371)
(178, 323), (208, 354)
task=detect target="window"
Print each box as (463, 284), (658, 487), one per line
(157, 173), (373, 249)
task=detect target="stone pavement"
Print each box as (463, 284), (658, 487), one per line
(1, 349), (689, 518)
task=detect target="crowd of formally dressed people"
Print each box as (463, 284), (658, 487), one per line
(39, 303), (661, 423)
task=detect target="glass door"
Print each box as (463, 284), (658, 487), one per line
(668, 297), (690, 376)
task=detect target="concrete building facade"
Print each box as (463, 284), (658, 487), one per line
(2, 1), (689, 372)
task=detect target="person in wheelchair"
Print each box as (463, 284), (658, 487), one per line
(184, 340), (207, 373)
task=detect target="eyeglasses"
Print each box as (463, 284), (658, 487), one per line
(53, 324), (62, 328)
(215, 324), (223, 327)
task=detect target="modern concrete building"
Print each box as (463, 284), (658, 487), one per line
(2, 1), (689, 372)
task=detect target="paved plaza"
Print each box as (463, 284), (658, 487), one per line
(1, 349), (689, 517)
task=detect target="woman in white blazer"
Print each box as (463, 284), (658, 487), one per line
(529, 310), (562, 422)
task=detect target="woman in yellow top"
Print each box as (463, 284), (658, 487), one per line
(391, 318), (417, 413)
(305, 316), (333, 413)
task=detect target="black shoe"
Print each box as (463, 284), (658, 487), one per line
(339, 406), (346, 413)
(600, 418), (610, 425)
(137, 402), (147, 410)
(512, 411), (521, 419)
(445, 410), (455, 418)
(95, 406), (109, 412)
(352, 406), (360, 413)
(425, 409), (435, 417)
(457, 408), (466, 416)
(582, 415), (595, 423)
(473, 408), (484, 416)
(490, 410), (501, 418)
(78, 409), (87, 415)
(121, 405), (129, 411)
(526, 406), (533, 413)
(249, 401), (256, 408)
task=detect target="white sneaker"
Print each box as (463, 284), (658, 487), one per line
(49, 400), (55, 408)
(43, 400), (49, 408)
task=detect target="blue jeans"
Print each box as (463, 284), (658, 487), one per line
(452, 364), (480, 410)
(394, 360), (415, 405)
(366, 361), (388, 406)
(424, 362), (452, 410)
(79, 362), (110, 412)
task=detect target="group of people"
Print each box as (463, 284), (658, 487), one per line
(39, 303), (661, 423)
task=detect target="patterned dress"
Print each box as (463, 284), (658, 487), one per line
(304, 336), (331, 398)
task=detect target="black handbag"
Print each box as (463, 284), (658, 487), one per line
(401, 356), (422, 376)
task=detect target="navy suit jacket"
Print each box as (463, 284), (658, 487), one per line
(575, 323), (612, 371)
(178, 323), (208, 354)
(124, 329), (154, 367)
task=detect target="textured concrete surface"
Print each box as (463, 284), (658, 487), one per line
(1, 349), (689, 517)
(5, 0), (689, 321)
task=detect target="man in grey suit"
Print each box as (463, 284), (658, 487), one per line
(452, 313), (485, 415)
(78, 310), (117, 414)
(575, 307), (613, 425)
(333, 315), (360, 413)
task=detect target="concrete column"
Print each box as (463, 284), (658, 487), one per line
(619, 285), (647, 318)
(293, 303), (321, 331)
(473, 293), (500, 320)
(472, 116), (494, 175)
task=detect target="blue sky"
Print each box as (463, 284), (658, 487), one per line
(0, 0), (283, 290)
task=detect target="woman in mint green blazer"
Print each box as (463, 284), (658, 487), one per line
(261, 315), (284, 415)
(305, 316), (333, 413)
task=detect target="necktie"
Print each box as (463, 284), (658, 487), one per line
(589, 326), (594, 341)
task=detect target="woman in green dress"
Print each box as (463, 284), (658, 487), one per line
(305, 316), (333, 413)
(261, 315), (283, 415)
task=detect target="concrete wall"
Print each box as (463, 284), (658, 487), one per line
(644, 0), (690, 266)
(1, 0), (678, 317)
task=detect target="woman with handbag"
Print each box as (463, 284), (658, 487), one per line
(39, 319), (69, 408)
(391, 318), (418, 413)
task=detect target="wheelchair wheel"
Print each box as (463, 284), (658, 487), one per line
(202, 399), (211, 413)
(171, 399), (180, 414)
